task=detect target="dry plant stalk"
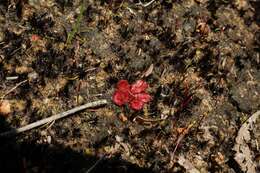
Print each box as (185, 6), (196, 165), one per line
(0, 99), (108, 137)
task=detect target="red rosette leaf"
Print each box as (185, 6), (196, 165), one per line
(112, 90), (130, 106)
(130, 99), (145, 110)
(135, 93), (152, 103)
(130, 80), (148, 94)
(113, 79), (151, 110)
(117, 80), (130, 92)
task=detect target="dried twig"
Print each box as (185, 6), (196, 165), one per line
(6, 76), (19, 80)
(126, 7), (136, 15)
(171, 114), (207, 158)
(0, 99), (108, 137)
(172, 121), (196, 157)
(85, 155), (105, 173)
(0, 80), (28, 100)
(137, 0), (156, 7)
(133, 115), (165, 123)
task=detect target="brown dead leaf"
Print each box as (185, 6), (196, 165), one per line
(141, 64), (154, 78)
(233, 110), (260, 173)
(178, 155), (200, 173)
(118, 113), (128, 122)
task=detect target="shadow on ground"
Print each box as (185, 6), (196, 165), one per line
(0, 117), (152, 173)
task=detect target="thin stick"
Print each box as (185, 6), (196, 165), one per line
(85, 155), (104, 173)
(137, 0), (156, 7)
(0, 80), (28, 100)
(0, 99), (108, 137)
(172, 120), (196, 157)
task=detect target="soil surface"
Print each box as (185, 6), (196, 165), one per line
(0, 0), (259, 173)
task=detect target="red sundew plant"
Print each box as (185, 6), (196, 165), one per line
(113, 80), (152, 110)
(31, 34), (41, 42)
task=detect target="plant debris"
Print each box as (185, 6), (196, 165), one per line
(233, 111), (260, 173)
(0, 0), (259, 172)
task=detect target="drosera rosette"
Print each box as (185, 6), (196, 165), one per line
(112, 80), (152, 110)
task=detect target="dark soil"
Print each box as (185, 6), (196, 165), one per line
(0, 0), (259, 172)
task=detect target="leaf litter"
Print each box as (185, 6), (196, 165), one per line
(233, 111), (260, 173)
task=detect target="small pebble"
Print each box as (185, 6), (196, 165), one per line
(47, 135), (52, 144)
(28, 72), (39, 81)
(0, 100), (11, 116)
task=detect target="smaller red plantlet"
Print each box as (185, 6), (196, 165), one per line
(113, 80), (152, 110)
(31, 34), (41, 42)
